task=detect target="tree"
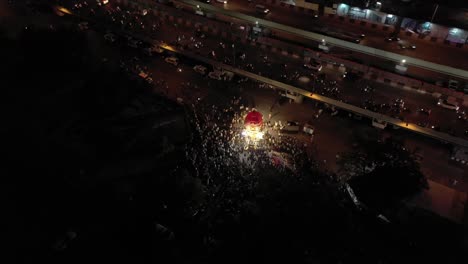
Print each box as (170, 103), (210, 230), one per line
(338, 136), (428, 211)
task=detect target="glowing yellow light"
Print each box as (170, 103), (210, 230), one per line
(241, 129), (264, 141)
(56, 6), (72, 15)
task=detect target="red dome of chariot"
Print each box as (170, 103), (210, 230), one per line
(244, 110), (263, 127)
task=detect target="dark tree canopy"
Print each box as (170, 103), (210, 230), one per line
(339, 134), (428, 211)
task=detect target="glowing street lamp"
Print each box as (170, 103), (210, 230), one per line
(401, 59), (406, 64)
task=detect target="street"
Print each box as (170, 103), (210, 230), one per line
(77, 15), (468, 192)
(80, 2), (467, 139)
(30, 0), (465, 191)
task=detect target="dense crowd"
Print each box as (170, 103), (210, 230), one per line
(178, 96), (323, 227)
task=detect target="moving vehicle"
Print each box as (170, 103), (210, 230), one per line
(208, 71), (223, 80)
(399, 43), (416, 50)
(327, 31), (361, 43)
(418, 108), (432, 115)
(255, 5), (270, 14)
(303, 61), (322, 72)
(385, 35), (400, 42)
(138, 71), (153, 84)
(165, 57), (179, 66)
(437, 98), (459, 111)
(193, 65), (207, 75)
(97, 0), (109, 5)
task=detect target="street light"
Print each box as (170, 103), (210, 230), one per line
(197, 5), (200, 8)
(255, 21), (259, 25)
(401, 59), (406, 64)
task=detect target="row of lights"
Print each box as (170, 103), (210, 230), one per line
(320, 39), (407, 65)
(198, 4), (410, 67)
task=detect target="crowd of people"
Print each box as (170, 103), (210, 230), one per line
(179, 96), (322, 220)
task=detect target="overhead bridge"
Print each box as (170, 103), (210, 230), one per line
(159, 43), (468, 148)
(176, 0), (468, 80)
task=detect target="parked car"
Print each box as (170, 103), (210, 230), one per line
(127, 38), (141, 48)
(165, 57), (179, 66)
(77, 22), (89, 31)
(52, 230), (77, 251)
(104, 32), (117, 43)
(208, 71), (223, 80)
(193, 65), (207, 75)
(152, 44), (164, 54)
(282, 121), (300, 133)
(303, 123), (314, 135)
